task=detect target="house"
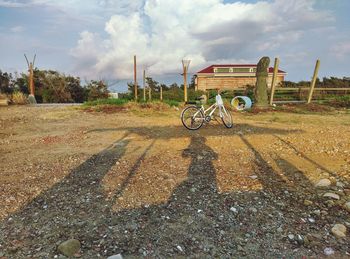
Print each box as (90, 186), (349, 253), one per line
(195, 64), (286, 91)
(108, 92), (119, 99)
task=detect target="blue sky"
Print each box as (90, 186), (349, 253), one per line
(0, 0), (349, 92)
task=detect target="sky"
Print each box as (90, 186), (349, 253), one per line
(0, 0), (349, 92)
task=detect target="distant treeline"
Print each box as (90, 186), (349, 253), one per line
(0, 69), (108, 103)
(280, 77), (350, 88)
(1, 68), (349, 103)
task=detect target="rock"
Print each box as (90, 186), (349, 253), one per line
(176, 245), (183, 252)
(296, 234), (304, 245)
(230, 207), (238, 213)
(287, 234), (295, 241)
(304, 199), (313, 206)
(237, 245), (245, 251)
(336, 181), (345, 188)
(107, 254), (123, 259)
(312, 210), (321, 216)
(344, 202), (350, 212)
(57, 239), (81, 257)
(323, 193), (340, 200)
(308, 218), (315, 223)
(316, 179), (331, 188)
(324, 247), (335, 256)
(331, 224), (347, 238)
(249, 207), (257, 213)
(277, 227), (283, 233)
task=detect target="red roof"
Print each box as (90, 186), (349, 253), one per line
(197, 64), (286, 74)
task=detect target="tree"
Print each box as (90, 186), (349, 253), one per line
(66, 76), (86, 103)
(0, 70), (14, 94)
(146, 77), (159, 92)
(86, 80), (109, 101)
(189, 75), (196, 89)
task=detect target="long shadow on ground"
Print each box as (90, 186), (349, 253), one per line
(0, 125), (349, 258)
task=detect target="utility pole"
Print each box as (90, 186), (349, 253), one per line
(24, 54), (37, 104)
(134, 55), (138, 101)
(182, 59), (191, 102)
(143, 69), (146, 101)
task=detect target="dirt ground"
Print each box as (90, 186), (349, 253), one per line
(0, 105), (350, 258)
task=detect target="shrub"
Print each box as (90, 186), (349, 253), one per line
(83, 98), (129, 106)
(11, 91), (28, 105)
(163, 99), (179, 107)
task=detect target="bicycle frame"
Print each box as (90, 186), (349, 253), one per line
(193, 97), (227, 120)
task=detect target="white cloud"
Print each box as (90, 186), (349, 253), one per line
(10, 25), (24, 33)
(0, 0), (27, 7)
(331, 41), (350, 60)
(66, 0), (333, 80)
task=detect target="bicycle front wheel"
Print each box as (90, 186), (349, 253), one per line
(181, 106), (204, 130)
(221, 105), (233, 128)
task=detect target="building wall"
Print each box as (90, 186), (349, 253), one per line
(197, 75), (284, 91)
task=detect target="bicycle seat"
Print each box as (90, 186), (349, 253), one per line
(185, 101), (198, 105)
(195, 96), (205, 100)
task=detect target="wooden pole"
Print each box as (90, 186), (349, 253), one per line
(307, 59), (320, 104)
(29, 63), (35, 96)
(160, 85), (163, 101)
(183, 67), (187, 102)
(143, 69), (146, 101)
(149, 85), (152, 100)
(269, 57), (279, 105)
(134, 55), (137, 101)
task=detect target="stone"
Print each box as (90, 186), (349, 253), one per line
(57, 239), (81, 257)
(107, 254), (123, 259)
(254, 56), (270, 108)
(237, 245), (245, 251)
(324, 247), (335, 256)
(323, 193), (340, 200)
(177, 245), (184, 252)
(296, 234), (304, 245)
(277, 227), (283, 233)
(336, 181), (345, 188)
(315, 179), (331, 188)
(331, 224), (347, 238)
(28, 94), (37, 104)
(312, 210), (321, 216)
(304, 199), (313, 206)
(308, 218), (315, 223)
(344, 202), (350, 212)
(249, 207), (257, 213)
(230, 207), (238, 213)
(287, 234), (295, 241)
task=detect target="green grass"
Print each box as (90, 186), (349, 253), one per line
(163, 99), (180, 107)
(83, 98), (129, 106)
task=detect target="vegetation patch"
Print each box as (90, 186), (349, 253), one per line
(83, 98), (129, 107)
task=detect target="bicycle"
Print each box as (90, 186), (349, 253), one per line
(181, 93), (233, 130)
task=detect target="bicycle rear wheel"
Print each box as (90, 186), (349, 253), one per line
(221, 105), (233, 128)
(181, 106), (204, 130)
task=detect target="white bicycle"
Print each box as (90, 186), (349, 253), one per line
(181, 94), (233, 130)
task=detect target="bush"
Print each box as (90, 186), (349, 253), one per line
(83, 98), (129, 106)
(329, 95), (350, 107)
(11, 91), (28, 104)
(163, 99), (179, 107)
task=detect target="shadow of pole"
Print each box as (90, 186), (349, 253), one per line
(0, 134), (131, 255)
(110, 139), (156, 202)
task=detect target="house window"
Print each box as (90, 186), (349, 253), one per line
(215, 67), (230, 73)
(231, 67), (251, 73)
